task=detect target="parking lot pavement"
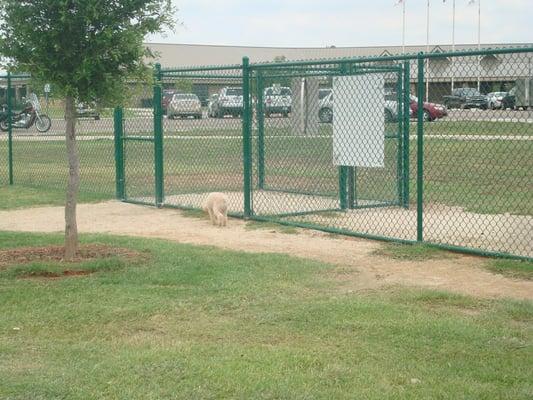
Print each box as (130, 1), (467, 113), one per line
(2, 109), (532, 137)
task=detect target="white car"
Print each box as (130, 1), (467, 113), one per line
(214, 87), (243, 118)
(168, 93), (202, 119)
(264, 86), (292, 117)
(486, 92), (507, 110)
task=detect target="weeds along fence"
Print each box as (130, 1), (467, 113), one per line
(1, 47), (532, 259)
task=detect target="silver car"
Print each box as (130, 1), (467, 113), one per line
(486, 92), (507, 109)
(168, 93), (202, 119)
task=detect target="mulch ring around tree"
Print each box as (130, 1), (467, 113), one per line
(0, 244), (145, 279)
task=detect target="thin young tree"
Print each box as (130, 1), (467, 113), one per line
(0, 0), (174, 259)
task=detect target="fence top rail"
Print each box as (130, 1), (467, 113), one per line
(161, 64), (242, 74)
(249, 46), (533, 70)
(0, 73), (31, 79)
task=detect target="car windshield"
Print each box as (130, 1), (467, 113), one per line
(461, 88), (480, 96)
(226, 88), (242, 96)
(174, 94), (197, 100)
(265, 88), (291, 96)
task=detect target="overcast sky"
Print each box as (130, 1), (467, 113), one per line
(147, 0), (533, 47)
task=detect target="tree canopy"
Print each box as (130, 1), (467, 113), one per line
(0, 0), (174, 103)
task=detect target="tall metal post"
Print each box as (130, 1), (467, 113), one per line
(339, 168), (348, 210)
(338, 63), (352, 210)
(256, 72), (265, 190)
(7, 71), (13, 185)
(113, 106), (125, 199)
(416, 54), (425, 242)
(396, 68), (404, 207)
(242, 57), (253, 218)
(403, 61), (411, 209)
(153, 63), (164, 207)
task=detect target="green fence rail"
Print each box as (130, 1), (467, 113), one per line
(2, 46), (532, 260)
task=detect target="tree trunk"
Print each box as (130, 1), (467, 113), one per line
(64, 95), (79, 260)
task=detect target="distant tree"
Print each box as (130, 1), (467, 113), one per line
(0, 0), (174, 259)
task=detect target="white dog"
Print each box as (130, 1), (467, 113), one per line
(202, 192), (228, 226)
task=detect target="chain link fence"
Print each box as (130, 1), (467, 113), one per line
(2, 47), (532, 259)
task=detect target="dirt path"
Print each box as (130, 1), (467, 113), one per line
(0, 201), (531, 301)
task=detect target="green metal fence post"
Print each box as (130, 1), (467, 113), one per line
(242, 57), (253, 218)
(337, 63), (351, 210)
(256, 71), (265, 190)
(339, 168), (348, 210)
(416, 54), (425, 242)
(7, 71), (13, 185)
(403, 61), (411, 209)
(113, 106), (125, 200)
(154, 63), (164, 207)
(396, 68), (404, 206)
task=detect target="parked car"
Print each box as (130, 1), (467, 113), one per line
(409, 95), (447, 121)
(501, 87), (516, 110)
(264, 86), (292, 117)
(318, 91), (399, 123)
(167, 93), (202, 119)
(213, 87), (243, 118)
(443, 87), (488, 109)
(486, 92), (507, 110)
(75, 101), (100, 120)
(162, 90), (178, 115)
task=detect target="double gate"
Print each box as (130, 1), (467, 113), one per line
(119, 60), (411, 222)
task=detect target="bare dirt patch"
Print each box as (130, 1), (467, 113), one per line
(0, 244), (140, 269)
(0, 201), (532, 300)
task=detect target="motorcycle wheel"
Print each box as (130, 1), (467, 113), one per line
(0, 119), (8, 132)
(35, 115), (52, 133)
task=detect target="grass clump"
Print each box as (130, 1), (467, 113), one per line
(373, 243), (457, 261)
(245, 220), (299, 234)
(485, 259), (533, 281)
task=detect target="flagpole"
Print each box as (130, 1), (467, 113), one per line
(426, 0), (430, 101)
(402, 0), (406, 54)
(451, 0), (456, 91)
(477, 0), (481, 92)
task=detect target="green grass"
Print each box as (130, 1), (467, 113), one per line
(0, 231), (531, 399)
(485, 259), (533, 281)
(421, 120), (533, 136)
(179, 208), (207, 219)
(245, 220), (300, 234)
(0, 123), (531, 216)
(372, 243), (458, 261)
(0, 186), (111, 210)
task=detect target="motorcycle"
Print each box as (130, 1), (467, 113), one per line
(0, 93), (52, 133)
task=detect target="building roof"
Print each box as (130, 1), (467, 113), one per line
(146, 42), (533, 68)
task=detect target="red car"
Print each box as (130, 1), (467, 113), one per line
(410, 95), (448, 122)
